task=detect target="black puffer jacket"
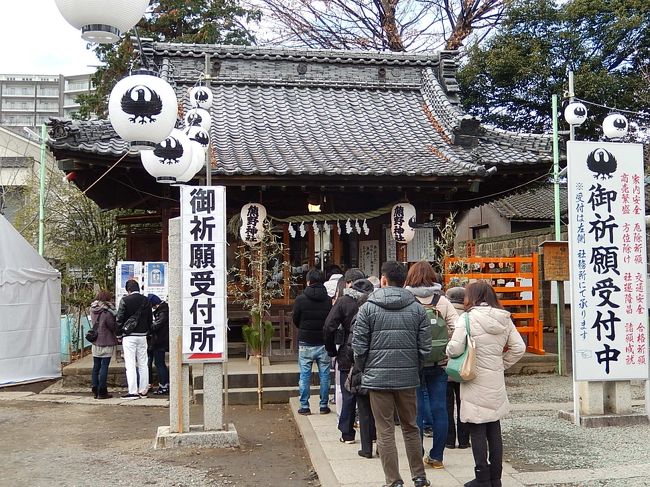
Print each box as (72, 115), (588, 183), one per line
(116, 292), (152, 337)
(323, 289), (365, 370)
(352, 286), (431, 390)
(150, 301), (169, 351)
(292, 283), (332, 345)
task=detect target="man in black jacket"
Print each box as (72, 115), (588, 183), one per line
(147, 294), (169, 395)
(116, 279), (153, 399)
(292, 268), (332, 415)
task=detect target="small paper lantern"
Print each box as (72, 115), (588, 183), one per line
(240, 204), (267, 244)
(391, 203), (416, 243)
(140, 129), (194, 184)
(184, 108), (211, 133)
(177, 142), (206, 183)
(185, 126), (210, 152)
(54, 0), (150, 44)
(189, 86), (213, 110)
(564, 102), (587, 126)
(108, 70), (178, 150)
(603, 113), (628, 139)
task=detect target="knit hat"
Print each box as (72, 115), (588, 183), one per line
(446, 287), (465, 305)
(344, 268), (365, 282)
(147, 294), (162, 306)
(351, 278), (374, 294)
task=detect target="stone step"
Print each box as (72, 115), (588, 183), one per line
(193, 385), (328, 406)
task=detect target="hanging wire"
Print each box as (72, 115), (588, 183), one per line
(572, 97), (650, 119)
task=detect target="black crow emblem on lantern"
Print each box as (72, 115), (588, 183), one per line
(154, 137), (184, 164)
(192, 131), (210, 147)
(194, 89), (209, 103)
(573, 106), (586, 117)
(587, 148), (617, 180)
(121, 85), (163, 124)
(187, 112), (203, 126)
(612, 117), (627, 130)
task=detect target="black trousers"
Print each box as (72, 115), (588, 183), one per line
(468, 421), (503, 473)
(356, 393), (376, 454)
(446, 381), (470, 446)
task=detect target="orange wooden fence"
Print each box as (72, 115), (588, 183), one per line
(443, 254), (545, 355)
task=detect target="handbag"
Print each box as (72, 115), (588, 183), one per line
(119, 298), (146, 336)
(86, 313), (99, 343)
(446, 313), (477, 382)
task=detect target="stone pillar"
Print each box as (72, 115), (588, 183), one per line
(578, 381), (604, 415)
(203, 363), (223, 430)
(603, 381), (632, 414)
(168, 217), (190, 433)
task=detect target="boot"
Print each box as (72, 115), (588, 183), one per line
(91, 386), (98, 399)
(97, 387), (113, 400)
(463, 466), (491, 487)
(490, 463), (502, 487)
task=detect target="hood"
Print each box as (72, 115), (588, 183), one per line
(368, 286), (416, 310)
(90, 300), (117, 317)
(469, 304), (512, 335)
(404, 284), (442, 298)
(343, 287), (365, 300)
(304, 283), (330, 302)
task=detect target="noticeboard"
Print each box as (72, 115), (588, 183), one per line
(540, 241), (569, 281)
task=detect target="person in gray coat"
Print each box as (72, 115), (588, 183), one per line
(353, 261), (432, 487)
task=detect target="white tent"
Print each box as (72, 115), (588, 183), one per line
(0, 214), (61, 386)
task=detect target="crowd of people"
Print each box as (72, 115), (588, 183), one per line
(87, 279), (169, 401)
(293, 261), (525, 487)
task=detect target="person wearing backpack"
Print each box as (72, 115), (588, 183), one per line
(404, 261), (458, 470)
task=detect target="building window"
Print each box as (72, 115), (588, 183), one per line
(472, 225), (489, 240)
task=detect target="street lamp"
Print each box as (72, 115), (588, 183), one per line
(23, 126), (47, 256)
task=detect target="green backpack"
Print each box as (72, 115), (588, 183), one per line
(423, 294), (449, 366)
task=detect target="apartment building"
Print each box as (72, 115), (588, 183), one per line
(0, 73), (95, 128)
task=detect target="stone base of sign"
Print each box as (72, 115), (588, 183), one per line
(558, 410), (649, 428)
(578, 381), (604, 415)
(153, 423), (239, 449)
(578, 381), (633, 415)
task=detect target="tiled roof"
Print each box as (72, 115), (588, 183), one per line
(48, 43), (552, 179)
(0, 157), (33, 169)
(489, 184), (568, 220)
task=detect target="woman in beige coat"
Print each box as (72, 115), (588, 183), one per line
(446, 280), (525, 487)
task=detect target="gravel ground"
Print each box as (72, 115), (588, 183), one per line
(501, 373), (650, 486)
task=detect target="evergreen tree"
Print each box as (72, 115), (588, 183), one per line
(76, 0), (260, 119)
(457, 0), (650, 137)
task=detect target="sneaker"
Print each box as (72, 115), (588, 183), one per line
(297, 408), (311, 415)
(413, 477), (431, 487)
(423, 427), (433, 438)
(358, 450), (372, 458)
(138, 391), (149, 398)
(320, 406), (331, 414)
(423, 454), (444, 469)
(458, 443), (471, 449)
(154, 386), (169, 395)
(382, 482), (404, 487)
(339, 438), (355, 444)
(121, 393), (140, 400)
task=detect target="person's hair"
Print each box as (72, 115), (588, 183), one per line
(306, 268), (325, 284)
(96, 289), (113, 303)
(403, 261), (440, 287)
(326, 264), (343, 279)
(381, 261), (407, 287)
(125, 279), (140, 293)
(344, 268), (365, 283)
(446, 286), (465, 304)
(334, 277), (346, 300)
(464, 280), (503, 310)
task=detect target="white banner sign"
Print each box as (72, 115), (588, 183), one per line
(181, 186), (227, 362)
(568, 141), (648, 381)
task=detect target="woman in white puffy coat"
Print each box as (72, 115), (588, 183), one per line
(446, 280), (525, 487)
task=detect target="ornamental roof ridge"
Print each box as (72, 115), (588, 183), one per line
(153, 42), (454, 65)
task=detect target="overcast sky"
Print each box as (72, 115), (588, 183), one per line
(0, 1), (101, 76)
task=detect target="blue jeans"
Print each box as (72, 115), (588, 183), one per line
(92, 356), (111, 389)
(416, 365), (448, 462)
(298, 343), (331, 410)
(153, 349), (169, 386)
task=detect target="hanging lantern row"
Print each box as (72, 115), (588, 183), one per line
(391, 203), (416, 243)
(240, 204), (267, 245)
(563, 101), (629, 139)
(189, 86), (213, 110)
(54, 0), (150, 44)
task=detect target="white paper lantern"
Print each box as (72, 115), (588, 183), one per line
(240, 204), (267, 244)
(564, 102), (587, 126)
(177, 142), (206, 183)
(391, 203), (416, 243)
(185, 126), (210, 152)
(140, 129), (194, 184)
(189, 86), (213, 110)
(603, 113), (629, 139)
(54, 0), (150, 43)
(184, 108), (211, 133)
(108, 70), (178, 151)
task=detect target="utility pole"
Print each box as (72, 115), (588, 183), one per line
(38, 124), (47, 256)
